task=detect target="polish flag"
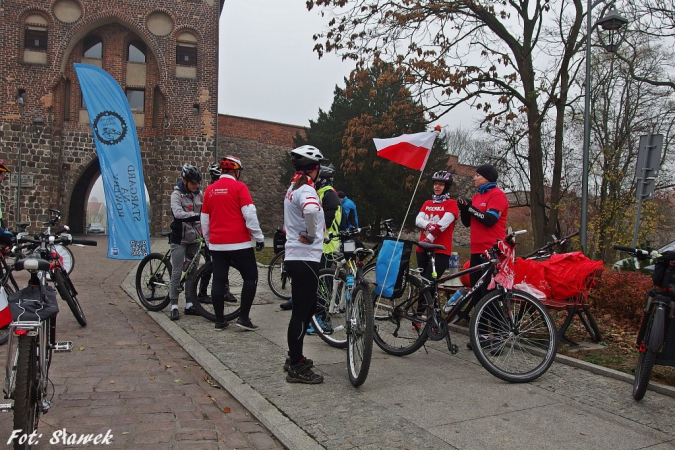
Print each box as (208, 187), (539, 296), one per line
(373, 129), (439, 171)
(0, 287), (12, 328)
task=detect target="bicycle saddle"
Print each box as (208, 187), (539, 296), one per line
(417, 241), (446, 253)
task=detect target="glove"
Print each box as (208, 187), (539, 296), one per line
(457, 198), (471, 210)
(425, 223), (441, 237)
(298, 231), (315, 245)
(256, 241), (264, 252)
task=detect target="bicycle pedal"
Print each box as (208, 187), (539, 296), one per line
(0, 399), (14, 413)
(53, 341), (73, 352)
(41, 400), (51, 413)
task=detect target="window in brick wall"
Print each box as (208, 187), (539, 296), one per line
(83, 35), (102, 59)
(126, 88), (145, 112)
(128, 40), (146, 63)
(24, 27), (47, 51)
(176, 44), (197, 66)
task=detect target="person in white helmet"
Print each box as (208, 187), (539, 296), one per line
(282, 145), (326, 384)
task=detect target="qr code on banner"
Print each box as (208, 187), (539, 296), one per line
(131, 240), (149, 257)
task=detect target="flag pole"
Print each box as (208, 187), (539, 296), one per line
(375, 130), (437, 305)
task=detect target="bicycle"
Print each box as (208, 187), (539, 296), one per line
(17, 227), (97, 327)
(0, 256), (73, 450)
(0, 248), (21, 345)
(310, 227), (375, 386)
(135, 231), (212, 312)
(613, 244), (675, 400)
(15, 209), (75, 276)
(373, 230), (558, 383)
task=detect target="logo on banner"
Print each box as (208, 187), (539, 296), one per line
(93, 111), (128, 145)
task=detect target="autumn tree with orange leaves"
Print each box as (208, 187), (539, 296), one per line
(306, 0), (596, 248)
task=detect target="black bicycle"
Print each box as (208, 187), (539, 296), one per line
(613, 245), (675, 400)
(373, 230), (558, 383)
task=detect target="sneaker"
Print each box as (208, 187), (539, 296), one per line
(235, 318), (258, 331)
(184, 306), (200, 316)
(280, 299), (293, 310)
(283, 357), (313, 372)
(286, 359), (323, 384)
(306, 322), (316, 335)
(214, 321), (229, 331)
(170, 309), (179, 321)
(315, 316), (333, 335)
(224, 292), (238, 303)
(198, 294), (212, 305)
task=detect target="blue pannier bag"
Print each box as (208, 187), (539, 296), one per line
(374, 238), (413, 299)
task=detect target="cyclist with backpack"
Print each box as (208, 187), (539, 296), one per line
(168, 164), (204, 321)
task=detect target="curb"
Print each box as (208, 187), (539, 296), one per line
(121, 261), (323, 450)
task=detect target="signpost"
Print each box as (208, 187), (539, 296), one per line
(632, 133), (662, 247)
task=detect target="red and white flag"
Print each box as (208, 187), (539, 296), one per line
(373, 130), (439, 171)
(0, 287), (12, 328)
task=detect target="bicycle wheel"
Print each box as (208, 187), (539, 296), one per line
(188, 262), (241, 322)
(268, 251), (292, 300)
(52, 269), (87, 326)
(135, 253), (172, 311)
(312, 268), (348, 348)
(348, 282), (374, 387)
(13, 335), (40, 448)
(470, 289), (557, 383)
(633, 310), (657, 401)
(373, 273), (429, 356)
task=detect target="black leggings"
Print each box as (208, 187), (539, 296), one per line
(284, 259), (320, 365)
(210, 248), (258, 323)
(470, 252), (497, 336)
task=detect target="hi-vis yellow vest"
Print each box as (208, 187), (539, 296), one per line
(317, 185), (342, 254)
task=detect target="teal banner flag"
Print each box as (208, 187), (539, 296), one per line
(74, 63), (150, 259)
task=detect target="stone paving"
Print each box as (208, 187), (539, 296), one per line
(0, 235), (282, 449)
(2, 236), (675, 450)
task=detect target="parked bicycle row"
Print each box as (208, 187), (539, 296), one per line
(0, 208), (97, 450)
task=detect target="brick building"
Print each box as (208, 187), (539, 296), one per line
(0, 0), (222, 234)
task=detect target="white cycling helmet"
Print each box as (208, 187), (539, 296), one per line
(291, 145), (324, 170)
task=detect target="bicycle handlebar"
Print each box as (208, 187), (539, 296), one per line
(523, 231), (579, 258)
(613, 245), (654, 260)
(72, 239), (97, 246)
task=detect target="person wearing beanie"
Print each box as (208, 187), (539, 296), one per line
(457, 163), (509, 349)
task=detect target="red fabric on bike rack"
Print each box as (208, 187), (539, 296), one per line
(513, 258), (552, 299)
(541, 252), (604, 300)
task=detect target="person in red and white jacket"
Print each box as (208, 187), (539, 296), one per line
(415, 170), (459, 280)
(201, 156), (264, 331)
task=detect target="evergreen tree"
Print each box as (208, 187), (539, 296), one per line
(294, 61), (449, 237)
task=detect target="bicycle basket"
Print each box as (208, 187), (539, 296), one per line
(273, 227), (286, 254)
(8, 284), (59, 322)
(652, 251), (675, 289)
(373, 238), (413, 299)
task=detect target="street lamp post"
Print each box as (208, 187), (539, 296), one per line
(580, 1), (628, 254)
(15, 95), (44, 225)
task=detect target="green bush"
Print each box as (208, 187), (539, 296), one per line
(593, 270), (653, 325)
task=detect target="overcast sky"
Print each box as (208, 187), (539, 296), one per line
(218, 0), (354, 127)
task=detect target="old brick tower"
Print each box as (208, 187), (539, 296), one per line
(0, 0), (222, 234)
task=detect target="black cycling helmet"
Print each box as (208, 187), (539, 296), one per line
(431, 170), (453, 194)
(181, 164), (202, 184)
(291, 145), (324, 170)
(319, 164), (336, 180)
(208, 162), (221, 179)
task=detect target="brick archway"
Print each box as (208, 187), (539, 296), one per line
(68, 159), (101, 234)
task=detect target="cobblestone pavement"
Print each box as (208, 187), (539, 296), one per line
(3, 236), (675, 450)
(0, 235), (283, 450)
